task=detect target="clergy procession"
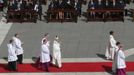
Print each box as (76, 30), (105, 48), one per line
(7, 33), (62, 72)
(6, 31), (127, 75)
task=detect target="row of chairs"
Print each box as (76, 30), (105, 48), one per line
(7, 10), (38, 23)
(86, 8), (124, 22)
(46, 8), (78, 23)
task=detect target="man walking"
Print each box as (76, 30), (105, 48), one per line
(116, 44), (126, 75)
(52, 36), (62, 68)
(7, 39), (18, 71)
(12, 33), (24, 64)
(40, 39), (50, 72)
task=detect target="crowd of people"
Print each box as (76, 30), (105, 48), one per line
(7, 0), (43, 20)
(88, 0), (126, 9)
(8, 0), (38, 10)
(87, 0), (126, 19)
(2, 0), (129, 75)
(5, 0), (84, 21)
(7, 33), (62, 72)
(48, 0), (82, 17)
(2, 0), (133, 22)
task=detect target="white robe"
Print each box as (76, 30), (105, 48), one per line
(117, 50), (126, 69)
(40, 44), (50, 63)
(52, 40), (62, 67)
(105, 35), (116, 59)
(112, 46), (119, 73)
(105, 43), (111, 59)
(12, 37), (24, 55)
(37, 37), (50, 58)
(7, 44), (18, 62)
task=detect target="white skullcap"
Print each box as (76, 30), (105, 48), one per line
(55, 36), (59, 40)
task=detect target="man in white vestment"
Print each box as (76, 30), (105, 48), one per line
(116, 45), (126, 75)
(36, 33), (50, 67)
(12, 33), (24, 64)
(40, 39), (50, 72)
(105, 31), (117, 60)
(7, 39), (18, 71)
(52, 36), (62, 68)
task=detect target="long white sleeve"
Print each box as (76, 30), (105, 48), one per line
(110, 35), (116, 48)
(42, 45), (49, 54)
(118, 50), (125, 59)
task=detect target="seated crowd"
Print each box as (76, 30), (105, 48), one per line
(8, 0), (37, 11)
(7, 0), (43, 22)
(3, 0), (134, 22)
(46, 0), (85, 22)
(87, 0), (125, 21)
(48, 0), (82, 17)
(88, 0), (125, 9)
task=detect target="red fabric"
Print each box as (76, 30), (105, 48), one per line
(0, 62), (133, 73)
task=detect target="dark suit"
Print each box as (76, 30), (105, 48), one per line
(88, 2), (96, 18)
(88, 1), (96, 9)
(38, 4), (42, 20)
(103, 0), (111, 8)
(116, 1), (125, 8)
(96, 0), (103, 8)
(21, 1), (27, 10)
(49, 1), (59, 9)
(12, 0), (18, 10)
(76, 2), (82, 17)
(49, 2), (54, 9)
(58, 1), (64, 9)
(28, 3), (34, 10)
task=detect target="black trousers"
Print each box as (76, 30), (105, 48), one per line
(17, 54), (23, 64)
(43, 62), (49, 72)
(8, 61), (17, 71)
(39, 14), (42, 20)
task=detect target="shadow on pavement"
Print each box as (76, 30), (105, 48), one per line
(96, 53), (106, 60)
(102, 65), (115, 75)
